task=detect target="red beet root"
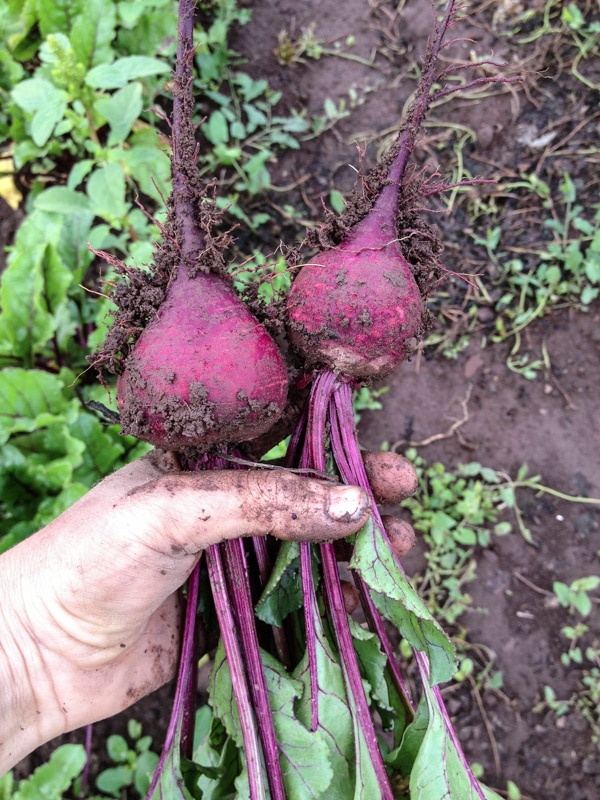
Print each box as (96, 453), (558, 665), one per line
(117, 263), (288, 450)
(286, 196), (423, 378)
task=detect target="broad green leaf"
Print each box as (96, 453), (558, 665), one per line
(293, 604), (354, 799)
(409, 679), (503, 799)
(209, 640), (244, 749)
(95, 82), (143, 145)
(263, 651), (333, 799)
(30, 102), (65, 147)
(70, 414), (125, 484)
(69, 0), (117, 68)
(85, 56), (170, 89)
(255, 541), (303, 626)
(119, 137), (171, 204)
(54, 210), (95, 284)
(13, 744), (86, 800)
(192, 721), (244, 798)
(11, 78), (66, 146)
(96, 766), (133, 797)
(106, 734), (129, 763)
(351, 519), (456, 685)
(87, 162), (129, 223)
(34, 482), (88, 526)
(133, 750), (160, 797)
(211, 638), (336, 799)
(11, 77), (60, 113)
(36, 0), (82, 37)
(344, 681), (386, 800)
(385, 694), (429, 776)
(67, 159), (95, 190)
(116, 0), (178, 58)
(0, 370), (69, 444)
(34, 187), (92, 215)
(203, 110), (229, 145)
(0, 237), (72, 363)
(347, 618), (393, 722)
(5, 422), (85, 495)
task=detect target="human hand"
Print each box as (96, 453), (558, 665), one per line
(0, 449), (416, 772)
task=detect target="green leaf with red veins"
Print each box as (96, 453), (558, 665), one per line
(350, 519), (456, 685)
(211, 640), (335, 799)
(255, 541), (303, 626)
(293, 603), (354, 799)
(262, 651), (334, 799)
(410, 678), (503, 800)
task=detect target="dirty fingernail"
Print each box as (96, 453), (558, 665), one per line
(328, 486), (369, 522)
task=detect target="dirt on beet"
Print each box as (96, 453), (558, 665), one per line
(14, 1), (600, 798)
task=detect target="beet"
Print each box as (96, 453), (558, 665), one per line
(117, 263), (288, 451)
(286, 184), (424, 379)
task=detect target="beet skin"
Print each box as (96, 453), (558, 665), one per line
(286, 207), (424, 379)
(118, 265), (288, 451)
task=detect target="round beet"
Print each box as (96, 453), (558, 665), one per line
(286, 204), (424, 380)
(381, 516), (416, 558)
(362, 451), (418, 503)
(117, 266), (288, 450)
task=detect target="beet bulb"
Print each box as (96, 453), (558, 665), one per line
(117, 262), (288, 451)
(285, 188), (424, 380)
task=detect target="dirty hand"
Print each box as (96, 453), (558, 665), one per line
(0, 450), (416, 772)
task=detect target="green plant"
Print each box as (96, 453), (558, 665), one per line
(466, 172), (600, 378)
(501, 1), (600, 89)
(401, 454), (600, 623)
(553, 576), (600, 617)
(275, 23), (366, 65)
(199, 71), (309, 228)
(0, 744), (86, 800)
(353, 385), (389, 423)
(401, 452), (513, 625)
(95, 719), (160, 798)
(535, 626), (600, 747)
(0, 1), (176, 555)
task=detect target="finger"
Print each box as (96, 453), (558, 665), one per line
(381, 515), (416, 558)
(121, 469), (371, 552)
(362, 451), (418, 503)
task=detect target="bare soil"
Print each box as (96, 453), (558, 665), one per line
(15, 1), (600, 798)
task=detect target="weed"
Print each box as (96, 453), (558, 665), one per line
(95, 719), (159, 798)
(353, 385), (389, 423)
(553, 576), (600, 617)
(500, 1), (600, 89)
(464, 172), (600, 379)
(0, 744), (86, 800)
(401, 452), (600, 625)
(199, 70), (309, 228)
(535, 622), (600, 747)
(401, 451), (513, 625)
(274, 23), (372, 68)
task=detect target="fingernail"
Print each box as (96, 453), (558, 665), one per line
(328, 486), (369, 522)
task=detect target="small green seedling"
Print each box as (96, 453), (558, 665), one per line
(553, 576), (600, 617)
(95, 719), (159, 799)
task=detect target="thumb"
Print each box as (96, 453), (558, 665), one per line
(120, 468), (371, 553)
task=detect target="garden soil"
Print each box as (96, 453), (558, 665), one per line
(14, 1), (600, 798)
